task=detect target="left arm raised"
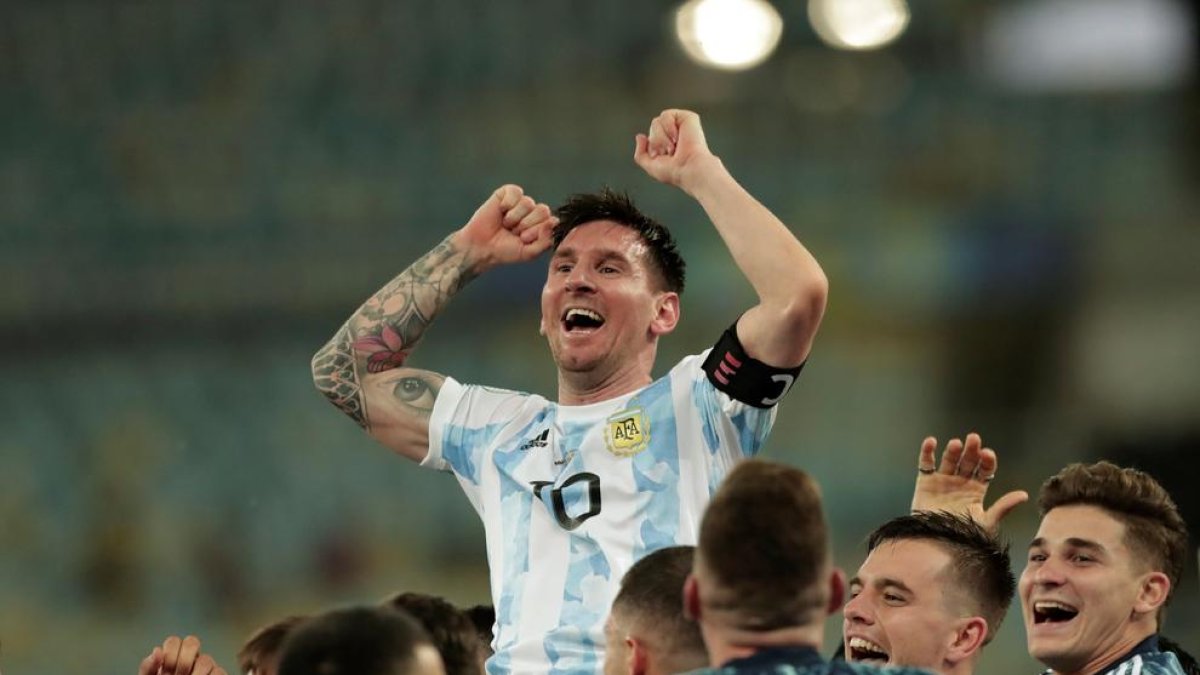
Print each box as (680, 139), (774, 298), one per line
(635, 109), (827, 366)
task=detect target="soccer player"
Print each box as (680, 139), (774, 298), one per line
(311, 108), (828, 674)
(842, 511), (1014, 675)
(683, 459), (931, 675)
(1021, 462), (1189, 675)
(910, 437), (1191, 675)
(385, 592), (487, 675)
(603, 545), (709, 675)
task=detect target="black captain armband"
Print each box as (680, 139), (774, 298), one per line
(702, 324), (804, 408)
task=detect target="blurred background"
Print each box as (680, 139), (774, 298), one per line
(1, 0), (1197, 672)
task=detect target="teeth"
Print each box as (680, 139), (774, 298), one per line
(564, 308), (602, 322)
(1034, 601), (1077, 613)
(848, 637), (887, 656)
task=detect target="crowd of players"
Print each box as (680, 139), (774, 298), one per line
(137, 109), (1192, 675)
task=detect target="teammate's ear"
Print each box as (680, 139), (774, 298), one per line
(683, 574), (702, 621)
(826, 568), (846, 616)
(946, 617), (988, 664)
(627, 637), (649, 675)
(650, 292), (680, 337)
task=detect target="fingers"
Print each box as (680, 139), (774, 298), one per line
(917, 437), (937, 474)
(975, 447), (998, 482)
(633, 133), (651, 166)
(192, 654), (218, 675)
(161, 636), (183, 675)
(176, 635), (201, 675)
(138, 647), (164, 675)
(956, 433), (983, 479)
(647, 115), (676, 157)
(492, 184), (524, 212)
(985, 490), (1030, 529)
(938, 437), (964, 474)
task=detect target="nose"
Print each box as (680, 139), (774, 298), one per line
(1031, 557), (1066, 586)
(843, 592), (873, 625)
(564, 265), (595, 293)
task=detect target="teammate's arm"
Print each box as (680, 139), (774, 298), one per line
(910, 432), (1028, 534)
(311, 185), (556, 461)
(634, 109), (828, 368)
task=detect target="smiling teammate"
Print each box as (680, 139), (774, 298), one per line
(311, 109), (828, 674)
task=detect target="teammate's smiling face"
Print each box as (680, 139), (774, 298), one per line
(1019, 504), (1157, 675)
(541, 220), (677, 379)
(843, 539), (966, 671)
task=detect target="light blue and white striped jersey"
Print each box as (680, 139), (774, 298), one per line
(422, 350), (778, 675)
(1037, 636), (1186, 675)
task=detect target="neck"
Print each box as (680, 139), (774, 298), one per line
(556, 345), (657, 405)
(943, 655), (979, 675)
(1053, 628), (1157, 675)
(701, 621), (824, 668)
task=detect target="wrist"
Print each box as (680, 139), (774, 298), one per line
(678, 154), (729, 199)
(448, 229), (496, 275)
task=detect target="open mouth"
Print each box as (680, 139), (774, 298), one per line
(561, 307), (605, 333)
(847, 637), (889, 664)
(1033, 600), (1080, 625)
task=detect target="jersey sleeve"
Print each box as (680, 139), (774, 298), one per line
(676, 349), (779, 463)
(421, 377), (531, 486)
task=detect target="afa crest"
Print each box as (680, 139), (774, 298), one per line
(605, 407), (649, 457)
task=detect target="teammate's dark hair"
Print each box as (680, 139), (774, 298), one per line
(697, 460), (828, 630)
(277, 606), (436, 675)
(868, 512), (1014, 644)
(463, 604), (495, 659)
(612, 545), (708, 673)
(553, 189), (686, 294)
(384, 592), (481, 675)
(238, 614), (307, 675)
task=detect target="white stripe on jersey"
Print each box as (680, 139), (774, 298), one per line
(423, 351), (778, 675)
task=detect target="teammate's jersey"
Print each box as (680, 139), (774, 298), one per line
(688, 646), (934, 675)
(1037, 636), (1186, 675)
(423, 350), (777, 675)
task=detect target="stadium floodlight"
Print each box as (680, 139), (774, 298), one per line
(675, 0), (785, 71)
(808, 0), (910, 51)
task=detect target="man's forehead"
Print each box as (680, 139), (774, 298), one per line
(1034, 504), (1127, 548)
(857, 538), (953, 586)
(556, 221), (648, 256)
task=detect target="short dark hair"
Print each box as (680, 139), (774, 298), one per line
(384, 592), (481, 675)
(697, 460), (829, 630)
(867, 512), (1015, 644)
(1038, 462), (1189, 612)
(238, 615), (307, 674)
(463, 604), (494, 659)
(553, 189), (686, 294)
(611, 546), (708, 672)
(278, 606), (435, 675)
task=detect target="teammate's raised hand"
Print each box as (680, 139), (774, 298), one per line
(138, 635), (228, 675)
(910, 433), (1028, 535)
(634, 109), (718, 193)
(455, 184), (557, 271)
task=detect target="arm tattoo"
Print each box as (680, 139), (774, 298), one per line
(312, 235), (476, 428)
(390, 372), (445, 418)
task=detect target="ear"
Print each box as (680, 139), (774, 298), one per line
(1134, 571), (1171, 616)
(627, 636), (649, 675)
(649, 292), (680, 337)
(945, 616), (988, 665)
(826, 568), (846, 616)
(683, 573), (702, 622)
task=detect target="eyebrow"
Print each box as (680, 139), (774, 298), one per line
(551, 246), (631, 263)
(849, 575), (913, 595)
(1028, 537), (1107, 554)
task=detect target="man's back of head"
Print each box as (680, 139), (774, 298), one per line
(278, 606), (446, 675)
(605, 545), (708, 675)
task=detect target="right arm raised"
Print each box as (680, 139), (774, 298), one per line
(311, 185), (556, 462)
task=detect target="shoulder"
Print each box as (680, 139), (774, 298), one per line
(1135, 651), (1186, 675)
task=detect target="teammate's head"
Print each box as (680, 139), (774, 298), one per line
(463, 605), (495, 663)
(686, 459), (842, 655)
(278, 606), (446, 675)
(239, 615), (307, 675)
(383, 592), (485, 675)
(541, 190), (684, 379)
(1020, 461), (1188, 675)
(604, 546), (709, 675)
(843, 512), (1013, 675)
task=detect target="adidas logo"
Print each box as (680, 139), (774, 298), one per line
(519, 429), (550, 451)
